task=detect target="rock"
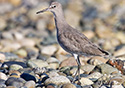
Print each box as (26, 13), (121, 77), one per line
(47, 57), (59, 63)
(14, 49), (27, 57)
(26, 60), (37, 68)
(0, 3), (13, 14)
(49, 63), (59, 69)
(47, 57), (59, 69)
(41, 35), (57, 45)
(5, 77), (25, 87)
(9, 0), (22, 6)
(41, 45), (57, 56)
(9, 64), (23, 70)
(0, 17), (7, 31)
(0, 53), (5, 63)
(60, 57), (85, 67)
(45, 76), (70, 86)
(81, 64), (95, 74)
(24, 80), (35, 88)
(115, 32), (125, 44)
(62, 83), (76, 88)
(48, 71), (59, 78)
(114, 47), (125, 56)
(56, 54), (68, 62)
(36, 19), (46, 30)
(12, 32), (24, 40)
(46, 83), (57, 88)
(6, 86), (16, 88)
(32, 67), (47, 75)
(0, 79), (6, 88)
(97, 64), (119, 75)
(2, 61), (27, 68)
(108, 76), (125, 85)
(70, 66), (84, 76)
(79, 77), (93, 86)
(2, 32), (14, 40)
(1, 40), (21, 52)
(111, 85), (124, 88)
(30, 60), (48, 68)
(82, 30), (95, 39)
(19, 38), (35, 47)
(20, 73), (36, 82)
(9, 70), (21, 77)
(87, 72), (102, 81)
(0, 72), (8, 80)
(88, 56), (109, 66)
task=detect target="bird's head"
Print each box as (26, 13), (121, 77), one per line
(36, 2), (62, 14)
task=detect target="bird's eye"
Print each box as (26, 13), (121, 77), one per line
(52, 5), (56, 8)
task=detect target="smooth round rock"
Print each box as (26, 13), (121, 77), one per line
(41, 45), (57, 56)
(0, 72), (8, 80)
(30, 60), (48, 68)
(0, 53), (5, 63)
(9, 64), (23, 70)
(5, 77), (25, 87)
(97, 64), (119, 75)
(20, 73), (36, 82)
(24, 80), (35, 88)
(46, 83), (57, 88)
(62, 83), (76, 88)
(79, 77), (93, 86)
(45, 76), (71, 86)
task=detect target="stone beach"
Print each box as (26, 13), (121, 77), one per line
(0, 0), (125, 88)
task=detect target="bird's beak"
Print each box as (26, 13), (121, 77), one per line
(36, 8), (49, 14)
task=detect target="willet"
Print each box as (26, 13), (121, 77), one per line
(36, 1), (109, 84)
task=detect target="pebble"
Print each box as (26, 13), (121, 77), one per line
(62, 83), (76, 88)
(24, 80), (35, 88)
(12, 32), (24, 40)
(30, 60), (48, 68)
(87, 72), (102, 81)
(114, 46), (125, 56)
(79, 77), (94, 86)
(0, 72), (8, 80)
(46, 83), (57, 88)
(108, 76), (125, 85)
(41, 45), (57, 56)
(14, 49), (27, 57)
(45, 76), (71, 86)
(2, 32), (14, 40)
(60, 57), (85, 67)
(111, 85), (124, 88)
(19, 38), (36, 47)
(5, 77), (25, 87)
(9, 64), (23, 71)
(97, 64), (119, 75)
(81, 64), (95, 74)
(0, 53), (5, 63)
(0, 18), (7, 31)
(48, 71), (59, 78)
(20, 73), (36, 82)
(88, 56), (108, 65)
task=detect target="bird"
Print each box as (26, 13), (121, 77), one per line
(36, 1), (110, 84)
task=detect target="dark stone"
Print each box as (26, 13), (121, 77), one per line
(20, 73), (36, 82)
(5, 77), (25, 87)
(40, 35), (57, 45)
(2, 61), (27, 68)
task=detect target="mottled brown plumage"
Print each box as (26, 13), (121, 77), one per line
(36, 1), (109, 84)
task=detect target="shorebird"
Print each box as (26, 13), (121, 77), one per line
(36, 2), (109, 83)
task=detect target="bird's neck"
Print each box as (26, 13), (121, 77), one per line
(53, 11), (68, 35)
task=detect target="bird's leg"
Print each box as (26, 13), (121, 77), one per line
(72, 54), (81, 84)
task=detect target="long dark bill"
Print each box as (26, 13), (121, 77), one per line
(36, 8), (48, 14)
